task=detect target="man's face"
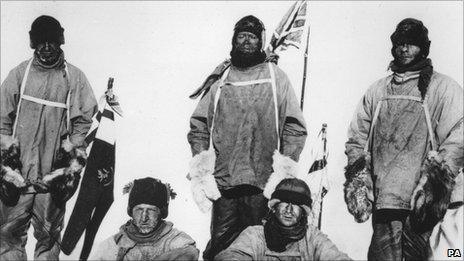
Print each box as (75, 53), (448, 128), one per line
(274, 202), (303, 227)
(393, 43), (421, 66)
(35, 42), (60, 65)
(132, 204), (161, 234)
(235, 31), (260, 54)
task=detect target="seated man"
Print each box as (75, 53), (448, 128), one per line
(215, 178), (351, 260)
(90, 177), (199, 260)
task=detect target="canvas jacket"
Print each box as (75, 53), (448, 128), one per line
(187, 62), (307, 190)
(345, 71), (463, 210)
(90, 221), (199, 260)
(0, 58), (97, 181)
(215, 225), (351, 261)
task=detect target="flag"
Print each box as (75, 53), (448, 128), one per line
(307, 124), (329, 229)
(267, 0), (309, 54)
(61, 78), (122, 260)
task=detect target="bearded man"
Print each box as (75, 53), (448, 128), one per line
(90, 177), (199, 260)
(215, 178), (351, 260)
(187, 15), (307, 260)
(0, 15), (97, 260)
(344, 18), (463, 260)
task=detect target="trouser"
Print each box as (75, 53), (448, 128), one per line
(368, 209), (432, 261)
(203, 186), (268, 261)
(0, 192), (64, 260)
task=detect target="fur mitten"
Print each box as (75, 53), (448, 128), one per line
(410, 151), (455, 233)
(343, 154), (374, 223)
(188, 149), (221, 212)
(43, 139), (87, 206)
(0, 135), (25, 206)
(263, 150), (299, 199)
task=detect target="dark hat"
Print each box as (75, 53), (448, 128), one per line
(268, 178), (312, 215)
(390, 18), (431, 58)
(126, 177), (175, 219)
(29, 15), (65, 49)
(232, 15), (266, 50)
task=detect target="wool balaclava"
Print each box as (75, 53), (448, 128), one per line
(126, 177), (174, 219)
(389, 18), (433, 99)
(230, 15), (267, 68)
(29, 15), (65, 49)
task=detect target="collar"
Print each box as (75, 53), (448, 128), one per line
(392, 70), (421, 84)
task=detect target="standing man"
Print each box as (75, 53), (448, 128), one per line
(344, 18), (463, 260)
(188, 15), (307, 260)
(0, 15), (97, 260)
(90, 177), (199, 260)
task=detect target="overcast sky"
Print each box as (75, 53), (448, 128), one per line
(1, 1), (462, 260)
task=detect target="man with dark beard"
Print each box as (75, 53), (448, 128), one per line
(187, 15), (307, 260)
(215, 178), (351, 260)
(90, 177), (199, 260)
(0, 15), (97, 260)
(344, 18), (463, 260)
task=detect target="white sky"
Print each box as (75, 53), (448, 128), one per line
(1, 1), (462, 260)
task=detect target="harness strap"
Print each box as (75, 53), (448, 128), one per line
(209, 64), (280, 149)
(12, 58), (71, 138)
(364, 94), (437, 152)
(21, 95), (67, 108)
(268, 63), (280, 149)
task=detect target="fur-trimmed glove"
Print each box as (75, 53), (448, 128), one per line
(188, 149), (221, 213)
(343, 154), (374, 223)
(43, 139), (87, 207)
(263, 150), (299, 199)
(409, 151), (455, 233)
(0, 135), (26, 206)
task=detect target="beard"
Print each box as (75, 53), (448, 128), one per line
(230, 46), (266, 68)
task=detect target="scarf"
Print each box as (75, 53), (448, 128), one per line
(389, 58), (433, 99)
(34, 49), (66, 70)
(230, 48), (266, 68)
(263, 210), (308, 252)
(122, 219), (167, 244)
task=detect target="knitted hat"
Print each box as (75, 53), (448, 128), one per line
(232, 15), (266, 51)
(268, 178), (312, 215)
(390, 18), (431, 58)
(29, 15), (65, 49)
(125, 177), (176, 219)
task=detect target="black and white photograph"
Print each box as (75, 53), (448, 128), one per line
(1, 1), (462, 260)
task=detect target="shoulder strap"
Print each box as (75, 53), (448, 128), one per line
(268, 62), (280, 149)
(12, 59), (71, 138)
(363, 95), (437, 152)
(208, 67), (230, 149)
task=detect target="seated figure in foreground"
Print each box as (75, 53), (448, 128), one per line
(90, 177), (199, 260)
(215, 178), (351, 260)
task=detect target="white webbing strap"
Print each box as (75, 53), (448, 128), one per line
(268, 63), (280, 149)
(209, 64), (280, 149)
(12, 58), (71, 138)
(208, 67), (230, 148)
(363, 94), (437, 152)
(12, 58), (33, 137)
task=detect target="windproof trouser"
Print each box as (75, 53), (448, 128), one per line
(0, 192), (64, 260)
(203, 185), (268, 261)
(368, 209), (432, 261)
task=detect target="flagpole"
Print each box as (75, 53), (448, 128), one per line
(300, 22), (310, 110)
(317, 123), (327, 230)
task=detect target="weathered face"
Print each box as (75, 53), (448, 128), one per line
(393, 43), (421, 66)
(235, 31), (260, 54)
(132, 204), (161, 234)
(274, 202), (303, 227)
(35, 42), (60, 65)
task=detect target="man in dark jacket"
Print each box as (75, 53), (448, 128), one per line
(187, 15), (307, 260)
